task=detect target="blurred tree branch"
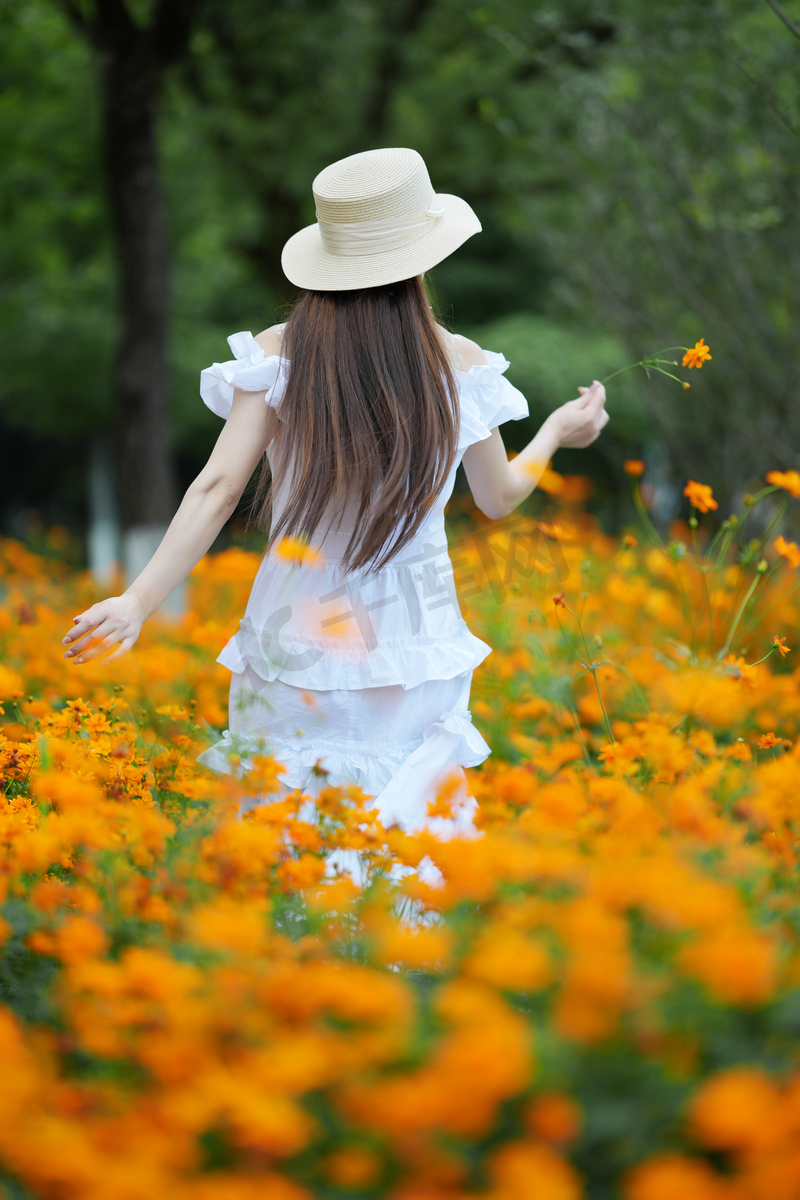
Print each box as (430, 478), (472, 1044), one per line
(765, 0), (800, 42)
(734, 52), (800, 140)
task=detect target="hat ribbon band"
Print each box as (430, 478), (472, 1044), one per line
(318, 206), (446, 256)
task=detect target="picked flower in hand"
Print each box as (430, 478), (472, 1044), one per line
(682, 338), (712, 369)
(601, 337), (712, 390)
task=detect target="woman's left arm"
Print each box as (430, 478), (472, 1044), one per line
(62, 385), (277, 665)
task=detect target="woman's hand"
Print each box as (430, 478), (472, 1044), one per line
(547, 380), (610, 449)
(61, 593), (145, 666)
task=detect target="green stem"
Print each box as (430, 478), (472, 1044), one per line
(600, 346), (692, 385)
(737, 573), (800, 636)
(631, 482), (697, 652)
(689, 514), (715, 650)
(567, 594), (615, 743)
(556, 608), (615, 744)
(758, 493), (788, 551)
(632, 481), (666, 550)
(644, 364), (688, 386)
(601, 657), (651, 718)
(717, 572), (764, 662)
(589, 666), (615, 744)
(566, 699), (595, 770)
(738, 484), (779, 543)
(600, 362), (640, 385)
(554, 609), (588, 665)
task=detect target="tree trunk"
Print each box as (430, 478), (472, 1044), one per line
(55, 0), (196, 613)
(100, 33), (176, 534)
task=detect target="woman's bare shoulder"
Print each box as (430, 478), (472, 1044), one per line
(253, 324), (286, 357)
(436, 326), (488, 372)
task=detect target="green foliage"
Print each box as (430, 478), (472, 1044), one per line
(3, 0), (800, 529)
(0, 0), (112, 436)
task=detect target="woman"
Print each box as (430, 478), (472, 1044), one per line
(62, 147), (609, 835)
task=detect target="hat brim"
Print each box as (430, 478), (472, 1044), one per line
(280, 193), (481, 292)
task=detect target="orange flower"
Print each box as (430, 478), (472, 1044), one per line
(272, 536), (324, 567)
(488, 1141), (583, 1200)
(463, 924), (554, 992)
(774, 534), (800, 570)
(678, 926), (778, 1005)
(536, 466), (566, 496)
(324, 1147), (381, 1189)
(757, 732), (780, 749)
(771, 634), (790, 656)
(683, 481), (718, 513)
(625, 1152), (729, 1200)
(682, 338), (712, 369)
(687, 1066), (785, 1152)
(624, 460), (645, 477)
(524, 1092), (582, 1144)
(0, 664), (25, 701)
(766, 469), (800, 498)
(722, 654), (757, 688)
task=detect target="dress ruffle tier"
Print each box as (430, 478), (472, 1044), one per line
(216, 613), (492, 692)
(196, 699), (490, 830)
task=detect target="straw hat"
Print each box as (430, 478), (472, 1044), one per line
(281, 147), (481, 291)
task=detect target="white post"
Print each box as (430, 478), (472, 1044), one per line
(123, 524), (186, 617)
(88, 437), (121, 585)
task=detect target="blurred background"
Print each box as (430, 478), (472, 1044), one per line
(2, 0), (799, 578)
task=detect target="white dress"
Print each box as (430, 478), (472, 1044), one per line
(196, 331), (529, 834)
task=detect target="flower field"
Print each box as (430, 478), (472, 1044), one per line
(2, 482), (800, 1200)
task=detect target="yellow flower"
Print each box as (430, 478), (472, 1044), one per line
(683, 481), (718, 513)
(682, 337), (712, 369)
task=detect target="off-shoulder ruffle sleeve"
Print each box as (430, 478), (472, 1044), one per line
(456, 349), (529, 453)
(200, 331), (289, 420)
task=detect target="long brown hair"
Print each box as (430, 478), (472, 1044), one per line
(252, 275), (460, 573)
